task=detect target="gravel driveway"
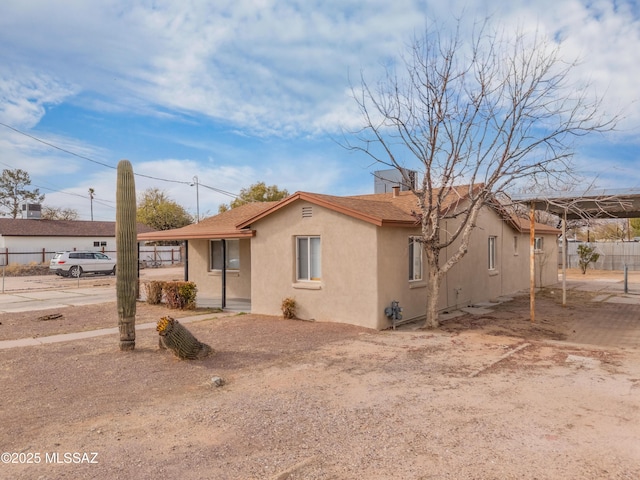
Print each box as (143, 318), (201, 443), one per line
(0, 269), (638, 479)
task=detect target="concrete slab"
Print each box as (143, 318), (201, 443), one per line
(460, 306), (494, 315)
(604, 296), (640, 305)
(473, 301), (502, 308)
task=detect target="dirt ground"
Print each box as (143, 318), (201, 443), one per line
(1, 278), (639, 479)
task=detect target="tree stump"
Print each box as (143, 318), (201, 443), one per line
(156, 316), (213, 360)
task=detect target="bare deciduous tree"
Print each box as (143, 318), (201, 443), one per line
(345, 19), (615, 328)
(41, 206), (79, 220)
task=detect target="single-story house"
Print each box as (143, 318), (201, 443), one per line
(138, 186), (559, 330)
(0, 218), (156, 265)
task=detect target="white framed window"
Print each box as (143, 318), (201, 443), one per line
(534, 237), (544, 252)
(409, 238), (422, 281)
(210, 239), (240, 270)
(488, 236), (497, 270)
(297, 236), (321, 281)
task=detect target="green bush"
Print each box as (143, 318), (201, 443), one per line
(577, 244), (600, 274)
(163, 281), (198, 310)
(145, 280), (165, 305)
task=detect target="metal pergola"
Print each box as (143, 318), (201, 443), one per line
(510, 188), (640, 322)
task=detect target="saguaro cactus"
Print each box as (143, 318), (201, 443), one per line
(157, 316), (213, 360)
(116, 159), (137, 351)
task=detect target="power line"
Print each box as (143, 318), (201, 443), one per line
(0, 121), (238, 198)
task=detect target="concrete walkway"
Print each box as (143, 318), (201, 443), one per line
(0, 286), (116, 313)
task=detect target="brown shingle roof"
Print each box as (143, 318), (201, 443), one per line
(237, 185), (482, 228)
(137, 201), (279, 241)
(0, 218), (156, 237)
(135, 185), (559, 242)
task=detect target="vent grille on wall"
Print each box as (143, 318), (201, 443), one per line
(302, 206), (313, 218)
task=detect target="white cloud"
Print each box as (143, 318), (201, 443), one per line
(1, 0), (638, 207)
(0, 71), (77, 128)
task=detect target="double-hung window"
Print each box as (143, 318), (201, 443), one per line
(210, 239), (240, 271)
(488, 236), (497, 270)
(534, 237), (544, 252)
(297, 236), (321, 281)
(409, 238), (422, 281)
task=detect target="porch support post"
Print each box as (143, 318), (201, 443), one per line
(221, 239), (227, 309)
(529, 201), (535, 323)
(184, 240), (189, 281)
(562, 209), (567, 306)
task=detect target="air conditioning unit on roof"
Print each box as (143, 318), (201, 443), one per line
(21, 203), (42, 219)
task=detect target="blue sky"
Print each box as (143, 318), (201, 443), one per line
(0, 0), (638, 221)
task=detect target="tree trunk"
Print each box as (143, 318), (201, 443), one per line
(422, 254), (442, 329)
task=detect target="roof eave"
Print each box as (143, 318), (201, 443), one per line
(137, 230), (256, 241)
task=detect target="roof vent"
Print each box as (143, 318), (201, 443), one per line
(392, 186), (400, 198)
(302, 206), (313, 218)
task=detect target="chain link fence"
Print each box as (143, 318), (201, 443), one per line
(0, 246), (183, 268)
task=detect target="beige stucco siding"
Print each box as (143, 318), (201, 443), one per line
(188, 238), (252, 301)
(375, 226), (427, 327)
(442, 207), (558, 308)
(250, 201), (380, 328)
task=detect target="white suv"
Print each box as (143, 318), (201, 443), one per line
(50, 251), (117, 278)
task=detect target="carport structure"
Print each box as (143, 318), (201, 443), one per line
(510, 188), (640, 321)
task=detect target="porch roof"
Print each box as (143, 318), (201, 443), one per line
(136, 201), (278, 242)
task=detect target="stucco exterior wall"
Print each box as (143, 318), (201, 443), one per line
(187, 238), (252, 300)
(442, 207), (558, 308)
(375, 226), (427, 327)
(184, 199), (558, 330)
(250, 201), (381, 328)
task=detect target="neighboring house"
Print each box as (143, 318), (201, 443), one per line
(0, 218), (156, 264)
(138, 186), (559, 330)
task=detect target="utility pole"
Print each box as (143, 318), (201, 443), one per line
(89, 188), (95, 221)
(191, 176), (200, 223)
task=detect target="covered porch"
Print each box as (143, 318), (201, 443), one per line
(137, 203), (277, 313)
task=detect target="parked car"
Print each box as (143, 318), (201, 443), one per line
(49, 251), (116, 277)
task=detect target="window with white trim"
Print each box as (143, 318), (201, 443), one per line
(409, 238), (422, 281)
(488, 236), (497, 270)
(297, 236), (321, 281)
(534, 236), (544, 252)
(210, 239), (240, 270)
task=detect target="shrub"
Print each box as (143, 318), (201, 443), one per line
(145, 281), (165, 305)
(163, 281), (198, 310)
(3, 263), (52, 277)
(281, 297), (297, 319)
(577, 244), (600, 274)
